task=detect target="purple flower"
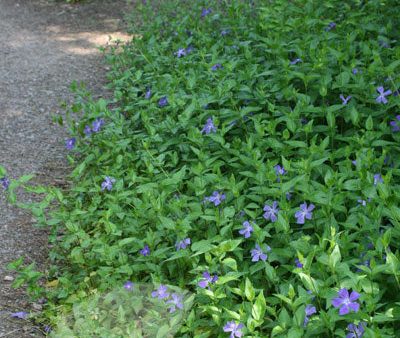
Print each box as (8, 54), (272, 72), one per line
(151, 285), (170, 299)
(357, 199), (367, 207)
(340, 94), (352, 105)
(185, 46), (194, 54)
(306, 290), (316, 301)
(295, 202), (315, 224)
(346, 322), (366, 338)
(145, 88), (152, 99)
(65, 137), (76, 150)
(274, 164), (286, 176)
(223, 321), (244, 338)
(379, 40), (390, 48)
(303, 304), (316, 326)
(92, 118), (105, 132)
(198, 271), (218, 288)
(158, 96), (169, 107)
(201, 117), (217, 134)
(251, 244), (270, 262)
(290, 58), (302, 65)
(44, 325), (52, 333)
(325, 22), (336, 31)
(124, 281), (134, 291)
(101, 176), (116, 191)
(83, 125), (92, 136)
(295, 258), (303, 268)
(305, 304), (316, 316)
(175, 48), (186, 58)
(221, 29), (230, 36)
(286, 192), (292, 200)
(332, 288), (360, 315)
(238, 210), (246, 218)
(166, 293), (184, 313)
(351, 160), (357, 166)
(390, 115), (400, 132)
(360, 258), (370, 269)
(10, 311), (29, 319)
(140, 244), (150, 256)
(211, 63), (223, 71)
(175, 238), (191, 251)
(205, 191), (226, 206)
(263, 201), (279, 222)
(376, 86), (392, 104)
(239, 221), (253, 238)
(201, 8), (212, 17)
(352, 68), (358, 75)
(367, 242), (374, 250)
(0, 177), (10, 190)
(373, 173), (383, 185)
(274, 164), (286, 182)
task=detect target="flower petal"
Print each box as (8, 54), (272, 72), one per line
(198, 280), (208, 288)
(338, 288), (349, 299)
(349, 291), (360, 301)
(349, 302), (360, 313)
(339, 304), (350, 315)
(331, 297), (343, 308)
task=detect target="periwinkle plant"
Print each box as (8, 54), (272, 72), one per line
(6, 1), (400, 337)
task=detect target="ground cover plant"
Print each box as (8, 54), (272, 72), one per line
(3, 0), (400, 336)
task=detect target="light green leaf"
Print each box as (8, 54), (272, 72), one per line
(245, 277), (255, 302)
(252, 291), (266, 321)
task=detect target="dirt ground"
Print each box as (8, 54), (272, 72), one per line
(0, 0), (132, 336)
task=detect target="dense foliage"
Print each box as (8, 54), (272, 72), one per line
(4, 0), (400, 336)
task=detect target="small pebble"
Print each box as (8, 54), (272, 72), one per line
(32, 303), (42, 311)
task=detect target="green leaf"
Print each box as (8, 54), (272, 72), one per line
(0, 165), (6, 176)
(190, 240), (216, 257)
(222, 257), (237, 271)
(18, 174), (34, 184)
(386, 252), (400, 275)
(326, 111), (335, 129)
(156, 324), (171, 338)
(366, 115), (373, 130)
(252, 291), (266, 321)
(287, 327), (305, 338)
(118, 238), (136, 247)
(349, 107), (359, 125)
(343, 179), (360, 191)
(281, 174), (306, 193)
(329, 244), (341, 269)
(245, 277), (255, 302)
(212, 239), (242, 256)
(298, 272), (319, 293)
(271, 325), (285, 337)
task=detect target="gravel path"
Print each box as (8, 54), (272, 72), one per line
(0, 1), (131, 336)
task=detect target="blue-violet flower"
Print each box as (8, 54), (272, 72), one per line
(332, 288), (360, 315)
(295, 202), (315, 224)
(223, 321), (244, 338)
(239, 221), (253, 238)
